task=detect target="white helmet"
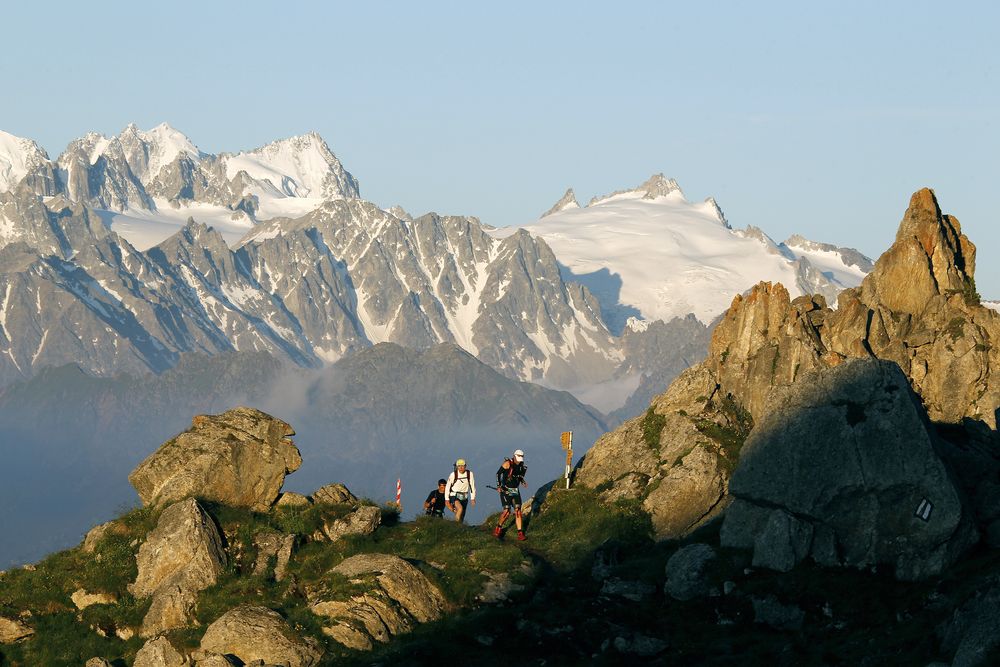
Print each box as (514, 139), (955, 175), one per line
(513, 449), (525, 460)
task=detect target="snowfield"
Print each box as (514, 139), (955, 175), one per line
(497, 187), (869, 327)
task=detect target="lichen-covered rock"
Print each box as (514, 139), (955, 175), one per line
(199, 605), (322, 667)
(134, 636), (189, 667)
(311, 483), (357, 505)
(85, 659), (113, 667)
(0, 616), (33, 643)
(311, 553), (447, 650)
(131, 498), (226, 636)
(129, 407), (302, 511)
(321, 505), (381, 543)
(664, 543), (717, 601)
(722, 359), (972, 580)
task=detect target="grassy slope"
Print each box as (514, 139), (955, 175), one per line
(2, 487), (999, 666)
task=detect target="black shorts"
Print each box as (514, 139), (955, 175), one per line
(500, 488), (522, 509)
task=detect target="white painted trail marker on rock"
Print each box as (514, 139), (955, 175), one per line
(915, 498), (933, 522)
(561, 431), (573, 489)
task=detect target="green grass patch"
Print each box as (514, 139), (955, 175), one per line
(641, 407), (667, 450)
(525, 488), (652, 572)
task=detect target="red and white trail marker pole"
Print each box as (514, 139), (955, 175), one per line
(396, 477), (402, 511)
(560, 431), (573, 490)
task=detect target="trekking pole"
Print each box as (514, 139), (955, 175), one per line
(560, 431), (573, 489)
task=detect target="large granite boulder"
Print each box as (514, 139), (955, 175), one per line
(131, 498), (227, 636)
(199, 605), (323, 667)
(134, 636), (189, 667)
(721, 359), (972, 580)
(311, 553), (447, 650)
(129, 407), (302, 511)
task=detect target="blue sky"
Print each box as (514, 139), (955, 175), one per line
(3, 2), (998, 295)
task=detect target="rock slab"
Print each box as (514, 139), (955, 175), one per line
(200, 605), (323, 667)
(721, 359), (970, 580)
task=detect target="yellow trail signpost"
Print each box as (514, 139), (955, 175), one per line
(560, 431), (573, 489)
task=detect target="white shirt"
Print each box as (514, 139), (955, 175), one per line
(445, 468), (476, 501)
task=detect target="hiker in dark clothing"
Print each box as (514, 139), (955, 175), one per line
(424, 479), (448, 517)
(493, 449), (528, 541)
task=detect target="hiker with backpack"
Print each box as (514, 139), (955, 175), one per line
(493, 449), (528, 541)
(445, 458), (476, 523)
(423, 478), (448, 517)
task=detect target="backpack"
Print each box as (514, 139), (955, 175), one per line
(451, 466), (470, 490)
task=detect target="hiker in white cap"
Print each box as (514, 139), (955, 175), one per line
(445, 458), (476, 523)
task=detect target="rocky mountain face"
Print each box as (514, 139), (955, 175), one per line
(576, 188), (1000, 579)
(0, 124), (876, 415)
(0, 189), (622, 391)
(48, 123), (359, 214)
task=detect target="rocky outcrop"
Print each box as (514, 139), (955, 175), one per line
(311, 554), (447, 650)
(131, 498), (226, 636)
(134, 636), (189, 667)
(129, 407), (302, 511)
(0, 616), (33, 643)
(311, 483), (357, 505)
(71, 588), (117, 610)
(318, 505), (381, 543)
(576, 189), (1000, 554)
(721, 359), (972, 580)
(199, 605), (323, 667)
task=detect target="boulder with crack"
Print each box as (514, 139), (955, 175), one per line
(129, 407), (302, 511)
(310, 553), (447, 650)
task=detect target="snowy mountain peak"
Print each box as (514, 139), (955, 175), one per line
(0, 130), (51, 193)
(704, 197), (731, 229)
(637, 173), (683, 200)
(221, 132), (360, 200)
(541, 188), (580, 217)
(116, 123), (203, 183)
(588, 173), (685, 207)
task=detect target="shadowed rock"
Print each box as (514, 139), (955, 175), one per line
(129, 407), (302, 511)
(721, 359), (972, 580)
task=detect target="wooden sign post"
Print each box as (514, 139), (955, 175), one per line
(560, 431), (573, 489)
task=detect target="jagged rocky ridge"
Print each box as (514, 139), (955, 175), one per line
(577, 188), (1000, 579)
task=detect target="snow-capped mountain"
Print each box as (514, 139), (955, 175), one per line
(0, 125), (873, 412)
(0, 130), (58, 196)
(0, 124), (359, 251)
(0, 194), (619, 392)
(508, 174), (871, 331)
